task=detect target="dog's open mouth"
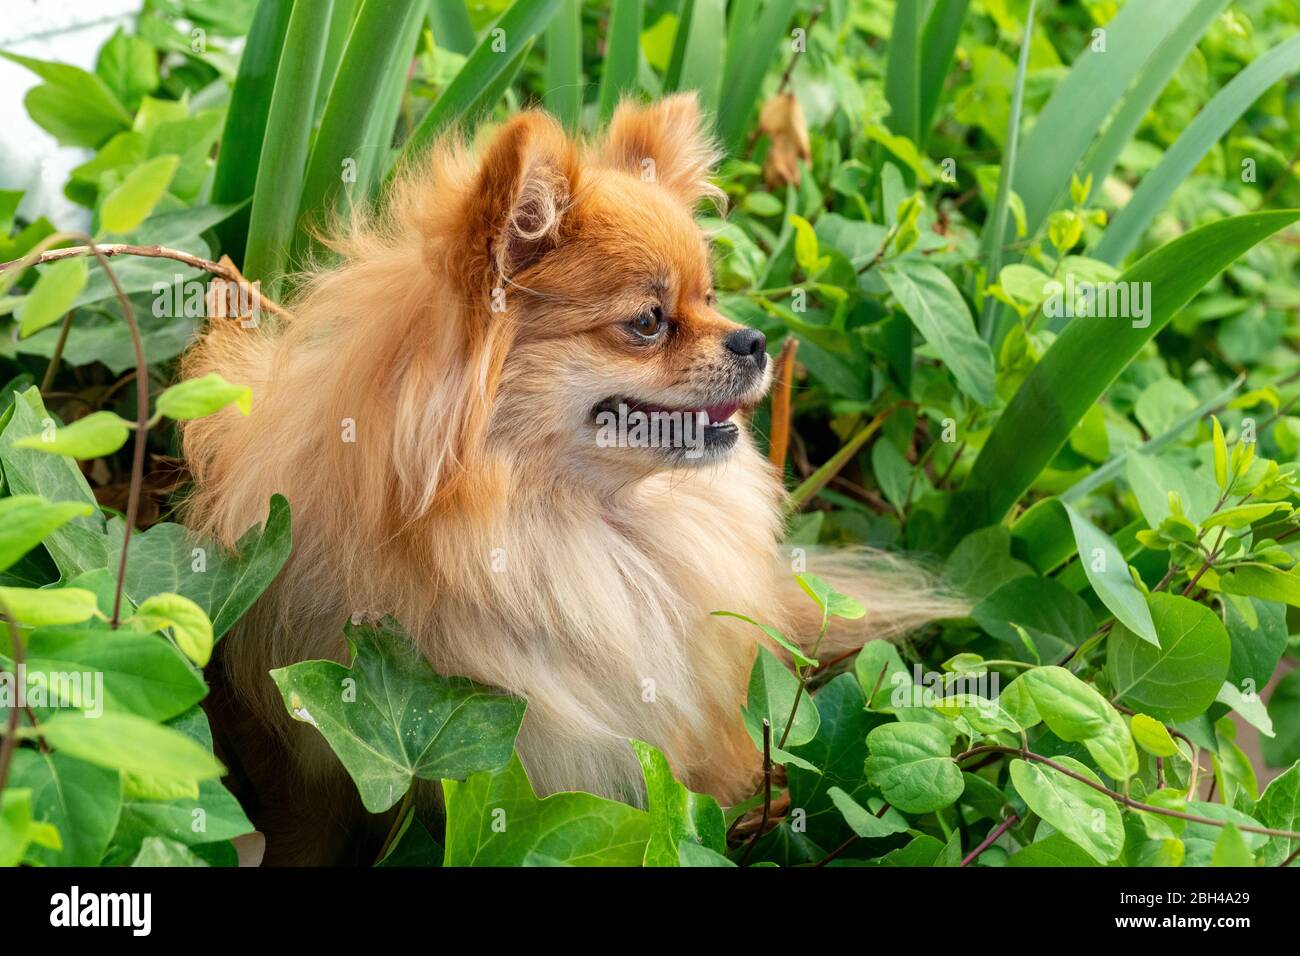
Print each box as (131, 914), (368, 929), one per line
(590, 396), (744, 457)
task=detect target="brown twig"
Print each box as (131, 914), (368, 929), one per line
(39, 312), (75, 394)
(0, 243), (291, 319)
(768, 337), (799, 472)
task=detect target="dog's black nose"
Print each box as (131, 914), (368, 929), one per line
(724, 328), (767, 370)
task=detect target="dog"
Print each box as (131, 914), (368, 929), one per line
(181, 94), (955, 864)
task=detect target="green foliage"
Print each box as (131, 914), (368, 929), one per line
(1, 0), (1299, 870)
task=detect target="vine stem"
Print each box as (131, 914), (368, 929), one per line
(0, 242), (291, 319)
(0, 598), (26, 795)
(955, 745), (1300, 842)
(960, 812), (1019, 867)
(375, 785), (417, 865)
(739, 719), (773, 866)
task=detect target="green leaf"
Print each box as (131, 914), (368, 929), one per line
(712, 611), (816, 668)
(863, 722), (964, 813)
(270, 617), (526, 812)
(442, 752), (649, 866)
(0, 389), (107, 577)
(1020, 666), (1138, 780)
(1216, 681), (1273, 739)
(972, 575), (1094, 661)
(13, 410), (132, 459)
(0, 586), (98, 627)
(241, 0), (336, 287)
(0, 497), (93, 574)
(1212, 415), (1229, 489)
(1006, 831), (1100, 867)
(943, 526), (1034, 603)
(95, 28), (159, 113)
(677, 842), (736, 866)
(664, 0), (725, 114)
(39, 711), (225, 785)
(717, 0), (797, 151)
(827, 786), (910, 839)
(0, 790), (51, 867)
(1211, 565), (1300, 607)
(211, 0), (296, 263)
(854, 639), (912, 712)
(1008, 757), (1124, 864)
(6, 626), (206, 722)
(916, 0), (971, 148)
(9, 750), (121, 866)
(1255, 763), (1300, 866)
(131, 836), (210, 867)
(597, 0), (642, 123)
(429, 0), (476, 55)
(155, 373), (252, 421)
(398, 0), (566, 166)
(742, 646), (820, 750)
(881, 262), (995, 406)
(16, 258), (87, 338)
(1097, 34), (1300, 264)
(543, 0), (583, 129)
(1064, 504), (1158, 646)
(107, 495), (292, 640)
(1129, 713), (1178, 757)
(99, 155), (180, 235)
(962, 211), (1300, 529)
(632, 739), (725, 867)
(0, 52), (132, 149)
(794, 572), (865, 621)
(1210, 823), (1255, 867)
(1107, 592), (1230, 722)
(130, 593), (214, 667)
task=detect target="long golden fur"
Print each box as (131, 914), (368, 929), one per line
(181, 95), (959, 864)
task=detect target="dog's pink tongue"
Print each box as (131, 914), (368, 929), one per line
(704, 402), (740, 424)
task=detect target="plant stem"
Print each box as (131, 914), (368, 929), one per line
(39, 312), (75, 395)
(953, 745), (1300, 841)
(739, 719), (773, 866)
(960, 812), (1019, 867)
(0, 597), (27, 795)
(375, 785), (416, 865)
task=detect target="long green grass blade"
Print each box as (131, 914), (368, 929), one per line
(543, 0), (583, 130)
(717, 0), (798, 152)
(396, 0), (564, 168)
(978, 0), (1034, 340)
(1080, 0), (1227, 204)
(597, 0), (642, 123)
(883, 0), (924, 145)
(461, 38), (535, 130)
(210, 0), (294, 265)
(663, 0), (726, 113)
(962, 210), (1300, 529)
(242, 0), (335, 288)
(428, 0), (476, 55)
(314, 0), (360, 122)
(294, 0), (425, 260)
(917, 0), (970, 147)
(1012, 0), (1186, 237)
(1095, 33), (1300, 265)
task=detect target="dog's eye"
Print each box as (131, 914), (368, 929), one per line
(630, 306), (665, 340)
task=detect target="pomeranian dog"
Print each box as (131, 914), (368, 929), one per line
(182, 94), (954, 864)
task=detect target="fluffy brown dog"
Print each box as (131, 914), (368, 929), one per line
(182, 95), (954, 864)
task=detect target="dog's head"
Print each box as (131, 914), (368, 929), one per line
(381, 95), (772, 513)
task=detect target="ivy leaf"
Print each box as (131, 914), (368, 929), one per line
(863, 722), (964, 813)
(632, 740), (725, 867)
(742, 646), (820, 750)
(107, 494), (291, 640)
(9, 750), (121, 866)
(155, 372), (252, 421)
(1064, 503), (1158, 645)
(1107, 593), (1230, 722)
(1008, 757), (1124, 864)
(442, 753), (649, 866)
(270, 617), (526, 813)
(1020, 666), (1138, 780)
(0, 497), (93, 574)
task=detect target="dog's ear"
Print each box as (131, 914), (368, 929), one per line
(450, 111), (580, 300)
(602, 93), (721, 205)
